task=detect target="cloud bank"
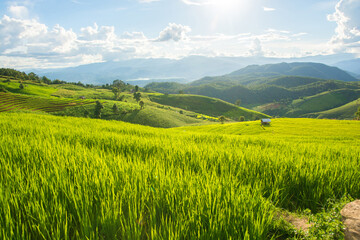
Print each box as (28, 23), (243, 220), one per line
(327, 0), (360, 54)
(1, 0), (359, 69)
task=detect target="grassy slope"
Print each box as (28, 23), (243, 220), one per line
(177, 118), (360, 140)
(287, 89), (360, 117)
(54, 100), (203, 128)
(0, 77), (57, 97)
(146, 76), (360, 119)
(1, 113), (359, 239)
(148, 94), (269, 121)
(305, 98), (360, 120)
(0, 79), (207, 127)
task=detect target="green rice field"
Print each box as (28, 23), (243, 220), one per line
(0, 92), (95, 113)
(0, 113), (359, 239)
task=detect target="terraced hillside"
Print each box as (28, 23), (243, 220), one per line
(0, 92), (95, 113)
(1, 113), (359, 239)
(148, 94), (269, 121)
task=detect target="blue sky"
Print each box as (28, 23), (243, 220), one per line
(0, 0), (359, 68)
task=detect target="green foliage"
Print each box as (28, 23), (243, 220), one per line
(239, 116), (245, 121)
(355, 106), (360, 120)
(305, 196), (353, 239)
(133, 92), (141, 102)
(139, 100), (144, 109)
(112, 103), (119, 113)
(112, 80), (126, 100)
(94, 100), (104, 118)
(218, 115), (225, 124)
(0, 114), (359, 239)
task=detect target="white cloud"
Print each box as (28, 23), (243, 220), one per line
(327, 0), (360, 53)
(121, 31), (146, 40)
(155, 23), (191, 42)
(8, 5), (29, 19)
(248, 38), (263, 56)
(263, 7), (276, 11)
(80, 23), (116, 42)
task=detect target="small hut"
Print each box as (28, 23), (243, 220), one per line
(261, 118), (271, 125)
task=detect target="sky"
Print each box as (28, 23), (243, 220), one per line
(0, 0), (359, 69)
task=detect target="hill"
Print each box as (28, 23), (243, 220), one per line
(1, 113), (359, 239)
(146, 63), (360, 119)
(228, 62), (357, 82)
(148, 94), (269, 121)
(304, 98), (360, 120)
(0, 71), (268, 127)
(335, 58), (360, 76)
(190, 62), (358, 86)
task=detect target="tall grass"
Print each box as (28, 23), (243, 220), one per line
(0, 113), (359, 239)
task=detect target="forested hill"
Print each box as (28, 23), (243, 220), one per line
(190, 62), (358, 86)
(146, 62), (360, 119)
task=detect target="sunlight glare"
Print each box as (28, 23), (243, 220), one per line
(208, 0), (249, 13)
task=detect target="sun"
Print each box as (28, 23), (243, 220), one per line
(207, 0), (248, 12)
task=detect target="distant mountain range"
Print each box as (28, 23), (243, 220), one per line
(29, 54), (359, 86)
(190, 62), (358, 86)
(146, 62), (360, 119)
(334, 58), (360, 77)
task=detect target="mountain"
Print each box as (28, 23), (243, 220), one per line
(192, 62), (358, 86)
(146, 62), (360, 119)
(334, 58), (360, 76)
(32, 56), (253, 85)
(29, 54), (357, 86)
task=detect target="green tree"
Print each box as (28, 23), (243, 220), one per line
(94, 101), (104, 118)
(112, 103), (119, 114)
(235, 99), (241, 106)
(19, 83), (24, 90)
(134, 85), (139, 92)
(133, 92), (141, 102)
(355, 106), (360, 120)
(84, 109), (89, 118)
(112, 80), (125, 100)
(239, 116), (245, 122)
(218, 115), (225, 124)
(139, 100), (145, 109)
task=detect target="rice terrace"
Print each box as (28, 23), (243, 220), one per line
(0, 69), (359, 239)
(1, 0), (360, 239)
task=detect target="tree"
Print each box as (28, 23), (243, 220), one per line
(235, 99), (241, 106)
(42, 76), (52, 84)
(19, 83), (24, 90)
(112, 103), (119, 114)
(239, 116), (245, 122)
(218, 115), (225, 124)
(112, 80), (125, 100)
(355, 106), (360, 120)
(179, 90), (184, 94)
(133, 92), (141, 102)
(94, 101), (104, 118)
(84, 109), (89, 118)
(139, 100), (145, 109)
(134, 85), (139, 92)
